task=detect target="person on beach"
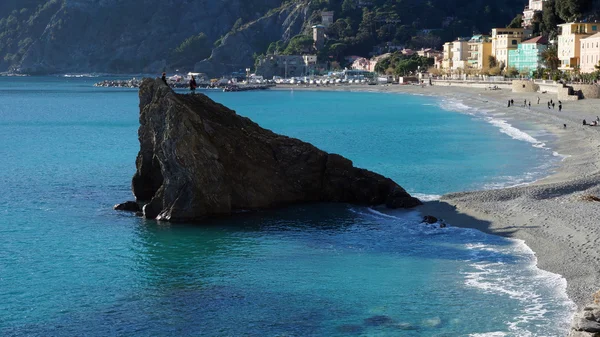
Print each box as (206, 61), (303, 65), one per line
(559, 104), (562, 111)
(528, 101), (531, 109)
(564, 123), (567, 128)
(548, 102), (551, 109)
(583, 119), (587, 125)
(189, 75), (197, 95)
(596, 116), (599, 123)
(552, 102), (555, 109)
(524, 99), (527, 107)
(537, 97), (540, 104)
(507, 100), (510, 107)
(510, 99), (514, 106)
(161, 72), (167, 85)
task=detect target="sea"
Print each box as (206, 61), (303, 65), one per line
(0, 76), (575, 336)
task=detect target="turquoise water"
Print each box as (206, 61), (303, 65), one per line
(0, 77), (573, 336)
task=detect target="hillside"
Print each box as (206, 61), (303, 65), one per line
(0, 0), (536, 75)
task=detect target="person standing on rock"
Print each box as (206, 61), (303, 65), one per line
(189, 75), (197, 95)
(161, 72), (167, 85)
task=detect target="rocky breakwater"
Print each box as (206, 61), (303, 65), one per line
(116, 78), (421, 222)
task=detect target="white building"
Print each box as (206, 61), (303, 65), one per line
(523, 0), (547, 28)
(450, 39), (469, 70)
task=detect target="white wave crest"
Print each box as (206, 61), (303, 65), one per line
(412, 193), (441, 201)
(463, 239), (575, 336)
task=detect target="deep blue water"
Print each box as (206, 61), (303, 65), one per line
(0, 77), (573, 336)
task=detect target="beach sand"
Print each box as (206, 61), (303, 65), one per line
(278, 83), (600, 310)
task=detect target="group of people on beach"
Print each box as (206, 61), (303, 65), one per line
(507, 97), (563, 112)
(583, 116), (600, 126)
(546, 99), (562, 112)
(162, 72), (197, 94)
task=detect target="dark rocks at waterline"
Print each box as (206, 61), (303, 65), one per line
(94, 79), (192, 89)
(422, 215), (438, 224)
(363, 315), (395, 326)
(121, 78), (421, 222)
(113, 201), (141, 212)
(569, 304), (600, 336)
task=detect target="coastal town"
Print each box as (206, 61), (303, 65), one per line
(7, 0), (600, 336)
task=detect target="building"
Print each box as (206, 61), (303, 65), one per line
(321, 11), (334, 27)
(558, 22), (600, 71)
(491, 28), (526, 67)
(451, 38), (469, 70)
(312, 25), (325, 50)
(467, 35), (492, 69)
(522, 0), (546, 28)
(255, 55), (317, 78)
(508, 36), (547, 75)
(442, 42), (453, 70)
(352, 53), (391, 73)
(579, 33), (600, 73)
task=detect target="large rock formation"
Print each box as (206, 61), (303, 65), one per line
(123, 78), (421, 222)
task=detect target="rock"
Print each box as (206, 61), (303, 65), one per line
(439, 223), (447, 228)
(123, 78), (421, 222)
(113, 201), (141, 212)
(363, 315), (395, 326)
(568, 331), (600, 337)
(573, 316), (600, 333)
(422, 215), (438, 224)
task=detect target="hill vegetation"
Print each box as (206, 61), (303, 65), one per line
(1, 0), (599, 74)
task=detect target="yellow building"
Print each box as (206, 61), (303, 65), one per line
(557, 22), (600, 71)
(442, 42), (453, 70)
(468, 35), (492, 69)
(491, 28), (526, 67)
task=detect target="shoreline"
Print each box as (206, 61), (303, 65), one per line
(278, 83), (600, 311)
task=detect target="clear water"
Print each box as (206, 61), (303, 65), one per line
(0, 77), (573, 336)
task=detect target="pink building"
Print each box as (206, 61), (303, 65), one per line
(580, 32), (600, 73)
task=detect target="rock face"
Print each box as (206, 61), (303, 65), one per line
(194, 2), (311, 77)
(0, 0), (286, 74)
(127, 78), (421, 222)
(569, 304), (600, 337)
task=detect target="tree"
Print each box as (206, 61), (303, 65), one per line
(328, 42), (347, 60)
(231, 18), (243, 31)
(555, 0), (590, 22)
(341, 0), (356, 15)
(541, 0), (562, 39)
(488, 55), (498, 68)
(542, 46), (560, 71)
(282, 35), (314, 55)
(507, 14), (523, 28)
(169, 33), (212, 68)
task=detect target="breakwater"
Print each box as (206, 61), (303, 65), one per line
(94, 78), (274, 91)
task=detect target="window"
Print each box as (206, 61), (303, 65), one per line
(512, 40), (517, 45)
(594, 26), (598, 31)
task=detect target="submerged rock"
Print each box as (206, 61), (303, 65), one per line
(363, 315), (395, 326)
(125, 78), (421, 222)
(422, 215), (438, 224)
(113, 201), (141, 212)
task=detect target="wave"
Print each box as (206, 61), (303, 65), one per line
(463, 239), (575, 336)
(412, 193), (441, 201)
(62, 74), (101, 78)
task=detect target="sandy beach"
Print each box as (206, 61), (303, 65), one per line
(278, 83), (600, 311)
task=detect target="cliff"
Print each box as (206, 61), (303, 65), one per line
(121, 78), (421, 222)
(0, 0), (286, 74)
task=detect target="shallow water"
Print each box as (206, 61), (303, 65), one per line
(0, 77), (573, 336)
